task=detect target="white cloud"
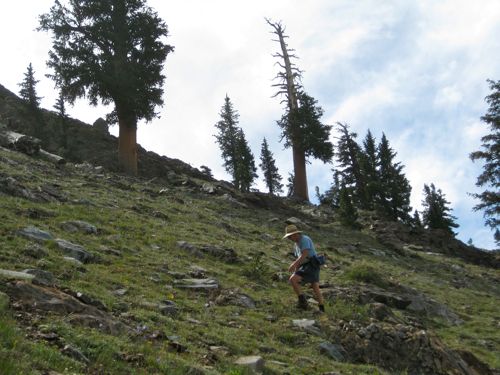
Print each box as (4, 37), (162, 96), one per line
(0, 0), (499, 249)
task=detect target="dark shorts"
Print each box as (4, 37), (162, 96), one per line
(295, 261), (320, 284)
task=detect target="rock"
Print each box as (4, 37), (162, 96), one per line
(292, 319), (316, 329)
(285, 217), (306, 227)
(0, 175), (37, 200)
(22, 244), (48, 259)
(369, 302), (396, 322)
(5, 282), (125, 335)
(234, 355), (265, 374)
(113, 288), (128, 297)
(319, 342), (346, 362)
(72, 291), (107, 311)
(63, 257), (84, 267)
(176, 241), (203, 257)
(199, 244), (238, 263)
(39, 184), (68, 202)
(365, 290), (412, 310)
(0, 269), (35, 281)
(221, 193), (248, 208)
(139, 300), (178, 316)
(174, 278), (219, 290)
(201, 183), (217, 194)
(189, 265), (207, 278)
(167, 340), (188, 353)
(399, 285), (464, 325)
(17, 226), (54, 242)
(293, 318), (322, 336)
(60, 220), (98, 234)
(214, 290), (256, 309)
(177, 241), (238, 263)
(159, 300), (178, 316)
(334, 321), (492, 375)
(23, 269), (55, 286)
(55, 239), (94, 263)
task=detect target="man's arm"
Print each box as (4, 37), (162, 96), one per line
(288, 249), (310, 272)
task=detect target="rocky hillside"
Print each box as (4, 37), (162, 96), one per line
(0, 85), (499, 374)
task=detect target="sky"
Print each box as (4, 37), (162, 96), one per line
(0, 1), (499, 250)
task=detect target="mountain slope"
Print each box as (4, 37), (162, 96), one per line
(0, 85), (499, 375)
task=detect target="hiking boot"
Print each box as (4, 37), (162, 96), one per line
(297, 295), (308, 310)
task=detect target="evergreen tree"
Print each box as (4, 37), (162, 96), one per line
(421, 183), (459, 235)
(54, 91), (68, 149)
(377, 133), (412, 222)
(359, 129), (380, 209)
(278, 91), (334, 163)
(18, 63), (44, 137)
(215, 95), (240, 184)
(286, 173), (295, 198)
(470, 79), (500, 245)
(267, 19), (333, 201)
(412, 210), (423, 228)
(214, 96), (256, 192)
(338, 185), (358, 228)
(39, 0), (174, 175)
(234, 128), (257, 193)
(19, 63), (42, 110)
(259, 138), (283, 195)
(318, 171), (342, 208)
(199, 165), (213, 179)
(334, 122), (365, 207)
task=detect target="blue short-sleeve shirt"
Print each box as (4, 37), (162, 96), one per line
(294, 234), (317, 259)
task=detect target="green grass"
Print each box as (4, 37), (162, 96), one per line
(0, 146), (499, 374)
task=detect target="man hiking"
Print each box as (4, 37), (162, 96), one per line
(283, 224), (325, 312)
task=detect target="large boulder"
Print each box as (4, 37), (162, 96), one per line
(5, 282), (125, 335)
(332, 322), (494, 375)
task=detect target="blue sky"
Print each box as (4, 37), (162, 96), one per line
(0, 1), (499, 249)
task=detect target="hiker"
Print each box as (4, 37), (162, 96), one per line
(283, 224), (325, 312)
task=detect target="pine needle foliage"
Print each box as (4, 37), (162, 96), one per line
(470, 79), (500, 244)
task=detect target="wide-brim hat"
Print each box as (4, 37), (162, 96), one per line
(282, 224), (302, 239)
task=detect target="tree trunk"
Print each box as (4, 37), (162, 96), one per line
(118, 123), (137, 175)
(270, 20), (309, 202)
(293, 146), (308, 201)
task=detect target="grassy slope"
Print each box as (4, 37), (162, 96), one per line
(0, 146), (499, 375)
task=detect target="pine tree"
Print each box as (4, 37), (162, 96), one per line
(19, 63), (42, 110)
(234, 128), (257, 193)
(470, 79), (500, 245)
(359, 129), (380, 209)
(338, 185), (358, 228)
(259, 138), (283, 195)
(215, 95), (240, 182)
(39, 0), (174, 175)
(377, 133), (412, 222)
(54, 91), (68, 149)
(421, 183), (459, 235)
(267, 19), (333, 201)
(18, 63), (44, 137)
(286, 173), (295, 198)
(318, 171), (342, 208)
(200, 166), (213, 179)
(214, 96), (256, 192)
(334, 122), (365, 207)
(278, 91), (334, 162)
(412, 210), (423, 228)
